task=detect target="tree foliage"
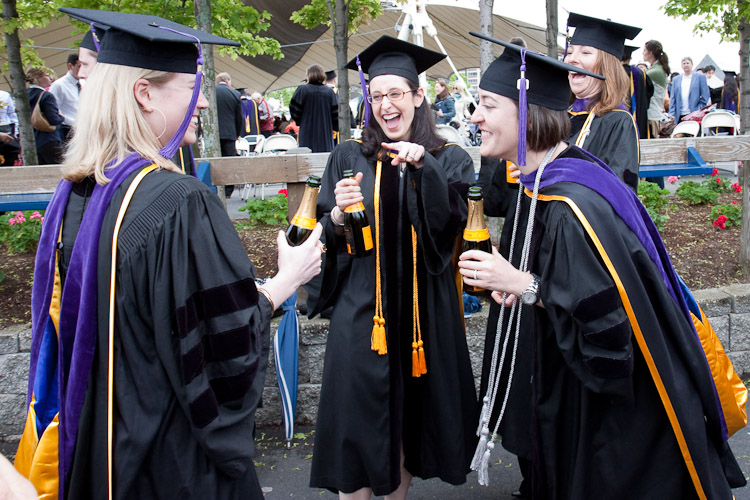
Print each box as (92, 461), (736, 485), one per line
(0, 0), (58, 78)
(290, 0), (382, 34)
(1, 0), (282, 76)
(61, 0), (282, 59)
(662, 0), (750, 41)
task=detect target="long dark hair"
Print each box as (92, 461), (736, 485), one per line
(361, 79), (446, 160)
(723, 74), (739, 108)
(645, 40), (670, 75)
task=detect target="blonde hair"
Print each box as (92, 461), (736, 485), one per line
(589, 50), (629, 116)
(63, 63), (182, 184)
(25, 66), (50, 84)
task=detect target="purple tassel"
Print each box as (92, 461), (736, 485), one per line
(155, 27), (204, 159)
(357, 54), (371, 128)
(517, 49), (527, 167)
(89, 23), (101, 51)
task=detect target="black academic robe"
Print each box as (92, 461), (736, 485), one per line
(623, 64), (653, 140)
(568, 108), (640, 192)
(309, 140), (478, 495)
(496, 146), (743, 499)
(65, 169), (270, 499)
(289, 82), (338, 153)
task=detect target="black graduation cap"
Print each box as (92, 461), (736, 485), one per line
(622, 44), (639, 61)
(325, 70), (336, 81)
(59, 8), (239, 74)
(80, 25), (106, 52)
(470, 32), (603, 166)
(471, 31), (603, 111)
(344, 35), (446, 84)
(567, 13), (642, 58)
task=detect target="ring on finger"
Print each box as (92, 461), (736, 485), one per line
(473, 269), (477, 280)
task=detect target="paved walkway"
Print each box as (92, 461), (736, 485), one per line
(254, 424), (750, 499)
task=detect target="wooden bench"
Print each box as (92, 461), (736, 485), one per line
(638, 146), (713, 177)
(1, 136), (749, 214)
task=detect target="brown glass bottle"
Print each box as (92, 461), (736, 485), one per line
(286, 175), (321, 246)
(462, 186), (492, 297)
(342, 169), (374, 257)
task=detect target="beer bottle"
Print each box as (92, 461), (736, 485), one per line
(462, 186), (492, 297)
(286, 175), (321, 246)
(342, 169), (374, 257)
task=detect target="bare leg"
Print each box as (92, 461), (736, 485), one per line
(339, 487), (372, 500)
(384, 446), (411, 500)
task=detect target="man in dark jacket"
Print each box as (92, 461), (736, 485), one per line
(215, 72), (244, 196)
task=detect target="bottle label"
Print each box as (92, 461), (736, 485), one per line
(362, 225), (373, 250)
(506, 160), (520, 184)
(344, 202), (366, 213)
(463, 228), (490, 241)
(291, 214), (317, 230)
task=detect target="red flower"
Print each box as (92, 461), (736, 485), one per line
(731, 182), (742, 193)
(278, 188), (288, 198)
(716, 178), (722, 184)
(712, 168), (719, 176)
(732, 200), (739, 204)
(718, 214), (728, 223)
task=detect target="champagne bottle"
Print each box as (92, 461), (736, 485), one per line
(286, 175), (321, 246)
(342, 169), (374, 257)
(462, 186), (492, 297)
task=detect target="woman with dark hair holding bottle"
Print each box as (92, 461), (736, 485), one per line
(461, 32), (745, 500)
(308, 35), (477, 499)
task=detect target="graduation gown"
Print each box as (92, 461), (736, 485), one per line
(64, 169), (270, 499)
(309, 140), (478, 495)
(495, 146), (743, 499)
(623, 64), (653, 140)
(289, 82), (338, 153)
(568, 101), (640, 191)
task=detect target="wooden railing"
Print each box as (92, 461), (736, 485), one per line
(2, 136), (750, 215)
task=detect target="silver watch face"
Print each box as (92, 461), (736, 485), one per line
(521, 290), (537, 305)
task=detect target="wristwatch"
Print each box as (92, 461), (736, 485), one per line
(521, 273), (540, 305)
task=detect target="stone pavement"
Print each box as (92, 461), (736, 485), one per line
(254, 424), (750, 499)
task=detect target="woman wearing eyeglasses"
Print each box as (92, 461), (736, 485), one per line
(308, 36), (477, 499)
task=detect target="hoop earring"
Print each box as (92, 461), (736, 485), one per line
(151, 107), (168, 140)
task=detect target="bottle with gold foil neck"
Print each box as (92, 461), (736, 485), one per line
(286, 175), (321, 246)
(462, 186), (492, 297)
(342, 169), (374, 257)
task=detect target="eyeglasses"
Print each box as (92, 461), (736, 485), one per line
(367, 90), (412, 104)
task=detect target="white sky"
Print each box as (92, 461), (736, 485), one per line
(431, 0), (741, 72)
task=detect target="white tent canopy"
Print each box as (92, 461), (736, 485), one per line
(3, 1), (550, 93)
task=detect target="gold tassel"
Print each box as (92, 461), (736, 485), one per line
(412, 342), (420, 377)
(377, 318), (387, 355)
(371, 160), (387, 355)
(371, 315), (381, 351)
(418, 339), (427, 375)
(411, 226), (426, 377)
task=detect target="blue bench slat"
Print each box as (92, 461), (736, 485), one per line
(0, 193), (54, 211)
(638, 146), (713, 177)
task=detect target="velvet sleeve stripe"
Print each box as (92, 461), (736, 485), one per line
(583, 319), (632, 350)
(209, 363), (259, 405)
(181, 341), (206, 384)
(180, 325), (257, 384)
(189, 388), (220, 429)
(175, 278), (259, 338)
(572, 285), (621, 323)
(584, 355), (634, 379)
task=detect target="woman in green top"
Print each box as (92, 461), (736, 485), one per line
(643, 40), (671, 139)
